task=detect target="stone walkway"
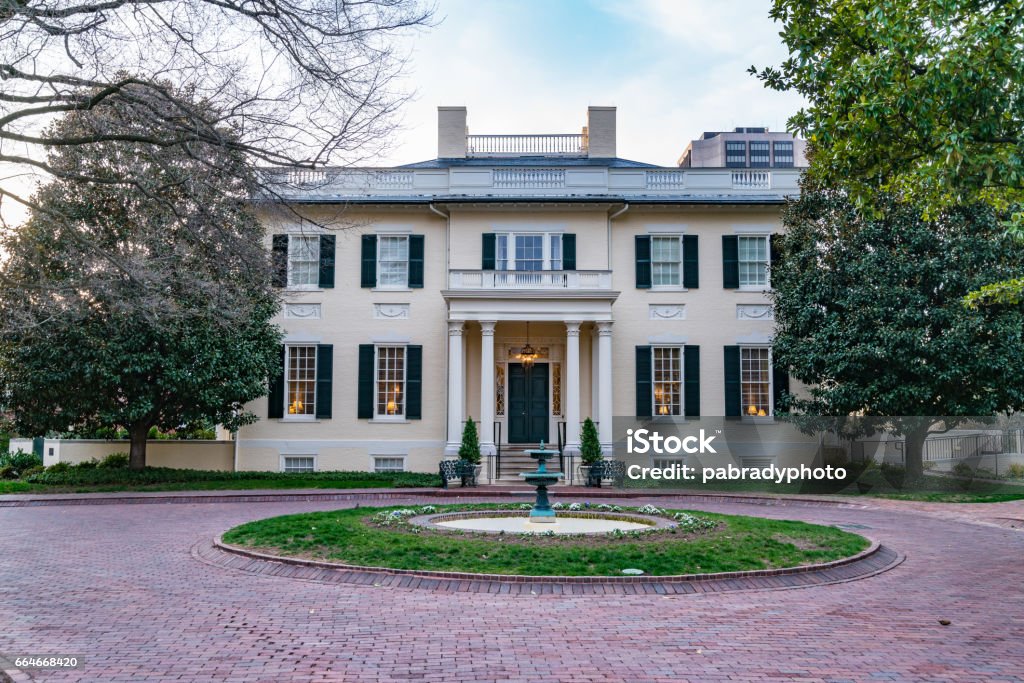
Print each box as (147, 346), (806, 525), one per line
(1, 491), (1022, 682)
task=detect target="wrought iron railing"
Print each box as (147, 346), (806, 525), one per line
(494, 421), (502, 481)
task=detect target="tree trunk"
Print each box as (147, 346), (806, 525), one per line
(129, 423), (150, 471)
(904, 425), (929, 480)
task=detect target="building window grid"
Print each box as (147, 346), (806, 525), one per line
(749, 141), (770, 168)
(376, 346), (406, 417)
(652, 347), (682, 416)
(377, 235), (409, 287)
(725, 141), (747, 167)
(773, 141), (794, 167)
(651, 235), (682, 287)
(738, 235), (769, 287)
(496, 232), (562, 271)
(373, 456), (406, 473)
(287, 236), (319, 287)
(741, 348), (772, 417)
(283, 456), (315, 473)
(286, 345), (316, 416)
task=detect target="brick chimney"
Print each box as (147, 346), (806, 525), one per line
(586, 106), (616, 158)
(437, 106), (467, 159)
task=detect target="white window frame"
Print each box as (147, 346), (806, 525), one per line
(372, 455), (407, 473)
(376, 234), (410, 289)
(375, 344), (407, 420)
(280, 455), (317, 473)
(737, 234), (770, 290)
(284, 344), (317, 421)
(495, 232), (563, 271)
(287, 235), (320, 290)
(649, 234), (685, 290)
(740, 346), (773, 419)
(652, 345), (683, 417)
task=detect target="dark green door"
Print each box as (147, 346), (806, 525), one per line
(508, 363), (549, 444)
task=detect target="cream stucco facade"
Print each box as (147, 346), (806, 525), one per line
(235, 107), (807, 478)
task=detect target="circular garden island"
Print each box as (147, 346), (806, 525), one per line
(221, 503), (870, 578)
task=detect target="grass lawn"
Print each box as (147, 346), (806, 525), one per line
(220, 503), (870, 577)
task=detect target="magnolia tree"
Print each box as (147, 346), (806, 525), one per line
(752, 0), (1024, 306)
(770, 187), (1024, 478)
(0, 90), (282, 469)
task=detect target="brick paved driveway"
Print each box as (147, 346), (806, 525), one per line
(1, 493), (1022, 682)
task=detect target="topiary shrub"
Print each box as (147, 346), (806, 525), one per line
(579, 417), (603, 465)
(458, 417), (481, 465)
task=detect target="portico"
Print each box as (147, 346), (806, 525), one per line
(442, 292), (618, 458)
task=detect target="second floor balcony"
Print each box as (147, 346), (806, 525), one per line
(448, 269), (613, 291)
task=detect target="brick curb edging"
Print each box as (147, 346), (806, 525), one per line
(199, 535), (902, 595)
(0, 488), (869, 509)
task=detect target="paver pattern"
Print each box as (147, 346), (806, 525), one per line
(1, 492), (1022, 682)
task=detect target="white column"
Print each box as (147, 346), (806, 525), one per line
(597, 321), (614, 453)
(564, 321), (582, 453)
(590, 328), (599, 425)
(444, 321), (465, 456)
(479, 321), (497, 456)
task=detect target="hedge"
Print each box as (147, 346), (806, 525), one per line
(25, 467), (438, 488)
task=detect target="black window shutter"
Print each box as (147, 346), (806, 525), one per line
(635, 345), (652, 417)
(406, 345), (423, 419)
(683, 235), (699, 289)
(684, 345), (701, 417)
(773, 363), (790, 415)
(314, 344), (333, 419)
(482, 233), (496, 270)
(769, 233), (781, 288)
(267, 345), (285, 418)
(357, 344), (375, 419)
(271, 235), (289, 288)
(318, 235), (336, 288)
(722, 235), (739, 289)
(635, 235), (651, 289)
(408, 235), (425, 288)
(360, 235), (377, 288)
(724, 345), (741, 417)
(562, 233), (576, 270)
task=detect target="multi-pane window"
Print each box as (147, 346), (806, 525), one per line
(773, 141), (794, 167)
(651, 235), (682, 287)
(496, 233), (562, 270)
(749, 141), (770, 167)
(286, 346), (316, 416)
(738, 235), (769, 287)
(282, 456), (315, 473)
(373, 456), (406, 473)
(288, 236), (319, 287)
(726, 141), (747, 167)
(741, 348), (771, 417)
(652, 347), (682, 416)
(377, 235), (409, 287)
(376, 346), (406, 417)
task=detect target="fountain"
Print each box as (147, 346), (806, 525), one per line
(422, 442), (664, 535)
(520, 441), (561, 524)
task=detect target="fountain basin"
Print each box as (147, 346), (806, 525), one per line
(411, 510), (674, 535)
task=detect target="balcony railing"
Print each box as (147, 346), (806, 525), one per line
(493, 168), (565, 188)
(467, 134), (587, 157)
(731, 170), (772, 190)
(448, 270), (613, 290)
(645, 169), (686, 190)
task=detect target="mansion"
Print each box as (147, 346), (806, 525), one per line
(237, 107), (808, 479)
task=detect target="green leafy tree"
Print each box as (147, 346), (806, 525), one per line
(579, 417), (603, 465)
(771, 187), (1024, 477)
(458, 417), (481, 464)
(0, 85), (282, 470)
(752, 0), (1024, 305)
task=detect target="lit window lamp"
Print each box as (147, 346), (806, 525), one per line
(747, 404), (758, 416)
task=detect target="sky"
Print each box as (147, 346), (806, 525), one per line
(381, 0), (806, 166)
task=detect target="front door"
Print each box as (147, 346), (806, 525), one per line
(507, 363), (549, 444)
